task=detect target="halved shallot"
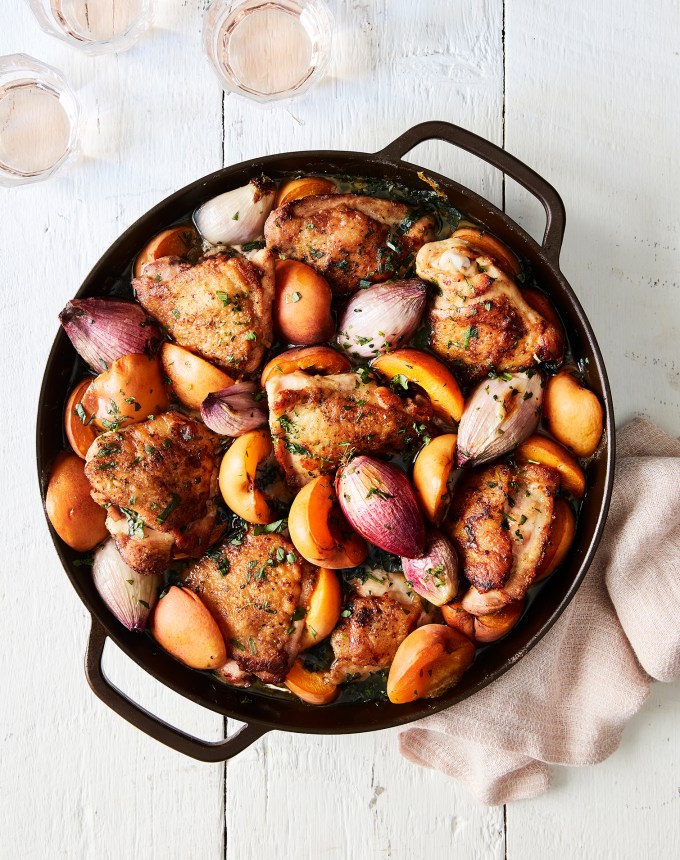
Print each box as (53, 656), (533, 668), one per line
(335, 455), (425, 558)
(193, 176), (276, 245)
(456, 371), (544, 467)
(92, 538), (161, 631)
(200, 382), (268, 436)
(337, 279), (427, 358)
(401, 529), (459, 606)
(59, 298), (161, 371)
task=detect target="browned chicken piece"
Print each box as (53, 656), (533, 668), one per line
(132, 248), (274, 374)
(265, 371), (433, 488)
(446, 461), (559, 613)
(264, 194), (437, 294)
(416, 238), (563, 380)
(329, 571), (422, 683)
(85, 412), (219, 576)
(184, 528), (315, 685)
(447, 463), (514, 593)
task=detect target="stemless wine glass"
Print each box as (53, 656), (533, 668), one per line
(203, 0), (333, 104)
(0, 54), (80, 188)
(25, 0), (153, 55)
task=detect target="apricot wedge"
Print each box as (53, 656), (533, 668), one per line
(134, 226), (196, 278)
(261, 345), (351, 386)
(371, 348), (464, 424)
(46, 452), (108, 551)
(275, 176), (337, 208)
(441, 601), (475, 640)
(473, 600), (525, 643)
(516, 434), (586, 499)
(412, 433), (458, 524)
(543, 369), (604, 458)
(451, 227), (521, 278)
(387, 624), (475, 704)
(288, 476), (368, 569)
(151, 586), (226, 670)
(82, 354), (169, 430)
(522, 287), (564, 333)
(161, 342), (234, 411)
(285, 659), (338, 705)
(300, 567), (342, 650)
(218, 429), (274, 524)
(535, 499), (576, 582)
(65, 378), (98, 459)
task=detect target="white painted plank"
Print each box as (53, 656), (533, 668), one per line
(0, 3), (225, 859)
(505, 0), (680, 854)
(224, 3), (505, 857)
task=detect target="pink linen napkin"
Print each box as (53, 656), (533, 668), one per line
(399, 418), (680, 804)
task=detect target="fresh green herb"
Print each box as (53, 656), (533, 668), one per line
(120, 507), (145, 539)
(241, 240), (265, 252)
(463, 325), (479, 350)
(248, 637), (258, 655)
(216, 291), (230, 306)
(232, 211), (239, 221)
(366, 486), (393, 501)
(291, 291), (302, 303)
(156, 493), (181, 524)
(253, 518), (288, 535)
(245, 330), (257, 341)
(171, 308), (180, 319)
(285, 441), (311, 456)
(75, 403), (88, 424)
(390, 373), (409, 391)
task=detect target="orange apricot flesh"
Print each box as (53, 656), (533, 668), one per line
(218, 429), (274, 524)
(134, 226), (196, 278)
(387, 624), (475, 704)
(274, 259), (335, 345)
(45, 452), (108, 551)
(275, 177), (337, 208)
(82, 354), (169, 430)
(543, 369), (604, 458)
(371, 348), (464, 424)
(285, 659), (339, 705)
(534, 499), (577, 582)
(412, 433), (458, 524)
(161, 342), (234, 411)
(300, 567), (342, 650)
(288, 476), (368, 569)
(261, 345), (351, 386)
(65, 378), (98, 459)
(516, 434), (586, 499)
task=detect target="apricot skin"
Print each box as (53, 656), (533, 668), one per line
(274, 260), (335, 345)
(543, 370), (604, 458)
(150, 586), (227, 670)
(46, 452), (108, 552)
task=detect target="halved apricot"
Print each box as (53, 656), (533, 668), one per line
(288, 475), (368, 569)
(473, 600), (525, 643)
(441, 601), (475, 640)
(275, 176), (337, 208)
(274, 259), (335, 345)
(285, 659), (338, 705)
(261, 345), (352, 387)
(134, 226), (196, 278)
(451, 227), (521, 278)
(161, 342), (234, 411)
(45, 452), (108, 551)
(534, 499), (576, 582)
(300, 567), (342, 650)
(218, 429), (274, 524)
(371, 348), (464, 424)
(387, 624), (475, 704)
(543, 369), (604, 458)
(522, 287), (564, 333)
(65, 378), (98, 459)
(516, 434), (586, 499)
(150, 586), (226, 670)
(412, 434), (458, 524)
(82, 354), (169, 430)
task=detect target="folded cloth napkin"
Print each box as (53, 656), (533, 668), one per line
(399, 418), (680, 804)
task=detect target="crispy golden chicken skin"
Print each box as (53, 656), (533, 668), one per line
(132, 248), (274, 374)
(329, 571), (421, 683)
(446, 460), (559, 602)
(184, 529), (315, 684)
(264, 194), (437, 294)
(85, 412), (219, 575)
(416, 238), (563, 379)
(265, 371), (433, 488)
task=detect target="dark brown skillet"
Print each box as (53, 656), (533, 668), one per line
(36, 121), (615, 761)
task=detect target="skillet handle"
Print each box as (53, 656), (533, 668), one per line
(85, 616), (267, 762)
(375, 120), (566, 264)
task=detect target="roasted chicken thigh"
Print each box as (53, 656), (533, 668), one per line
(184, 528), (315, 684)
(416, 237), (563, 379)
(265, 370), (433, 487)
(264, 194), (437, 294)
(329, 571), (422, 683)
(133, 248), (274, 374)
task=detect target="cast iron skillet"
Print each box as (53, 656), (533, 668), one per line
(36, 121), (615, 762)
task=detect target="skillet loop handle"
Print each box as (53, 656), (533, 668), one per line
(375, 120), (566, 264)
(85, 616), (267, 762)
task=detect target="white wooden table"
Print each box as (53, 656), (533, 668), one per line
(2, 2), (679, 857)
